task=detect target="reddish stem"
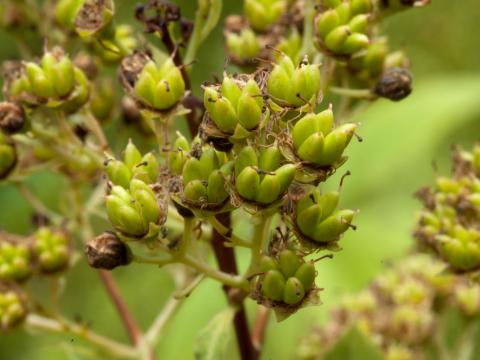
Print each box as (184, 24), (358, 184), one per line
(252, 306), (270, 352)
(211, 213), (259, 360)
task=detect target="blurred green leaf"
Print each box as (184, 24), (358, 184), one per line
(194, 307), (235, 360)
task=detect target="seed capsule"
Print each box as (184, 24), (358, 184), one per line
(278, 249), (302, 278)
(295, 262), (316, 291)
(283, 277), (305, 305)
(262, 270), (286, 302)
(0, 102), (25, 134)
(85, 232), (132, 270)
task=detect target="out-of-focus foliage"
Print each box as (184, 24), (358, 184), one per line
(0, 1), (479, 359)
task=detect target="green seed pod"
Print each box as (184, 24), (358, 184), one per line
(316, 9), (340, 38)
(342, 33), (369, 54)
(335, 2), (352, 24)
(123, 141), (143, 170)
(314, 123), (356, 166)
(262, 270), (286, 302)
(0, 133), (16, 180)
(25, 62), (54, 98)
(437, 236), (480, 272)
(74, 0), (114, 38)
(256, 174), (281, 204)
(133, 152), (159, 184)
(283, 277), (305, 305)
(294, 262), (316, 291)
(207, 170), (228, 204)
(267, 54), (320, 107)
(184, 179), (208, 202)
(237, 92), (262, 130)
(312, 209), (355, 243)
(221, 76), (242, 109)
(169, 133), (190, 175)
(297, 205), (322, 238)
(244, 0), (286, 32)
(225, 28), (261, 63)
(210, 96), (238, 133)
(106, 159), (132, 188)
(33, 227), (70, 274)
(53, 56), (75, 97)
(278, 249), (302, 277)
(297, 133), (325, 163)
(236, 167), (260, 201)
(0, 242), (31, 282)
(325, 25), (350, 53)
(350, 0), (372, 15)
(55, 0), (85, 30)
(318, 191), (340, 221)
(259, 146), (282, 172)
(260, 255), (278, 272)
(348, 14), (369, 34)
(134, 58), (185, 111)
(90, 78), (115, 121)
(235, 146), (258, 176)
(183, 158), (204, 184)
(275, 164), (296, 194)
(0, 290), (27, 330)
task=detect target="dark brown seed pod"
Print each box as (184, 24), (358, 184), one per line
(0, 102), (25, 134)
(85, 232), (132, 270)
(374, 67), (413, 101)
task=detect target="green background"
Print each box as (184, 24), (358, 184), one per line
(1, 0), (480, 359)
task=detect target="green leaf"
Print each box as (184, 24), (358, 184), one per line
(194, 307), (235, 360)
(323, 326), (384, 360)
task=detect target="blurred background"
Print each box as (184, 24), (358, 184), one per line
(0, 0), (480, 359)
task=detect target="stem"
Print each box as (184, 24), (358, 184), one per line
(300, 0), (315, 58)
(184, 0), (223, 66)
(97, 271), (143, 346)
(84, 111), (110, 151)
(210, 213), (258, 360)
(25, 314), (138, 360)
(181, 254), (249, 290)
(209, 216), (252, 248)
(145, 296), (180, 347)
(329, 86), (374, 99)
(251, 306), (270, 352)
(247, 215), (273, 276)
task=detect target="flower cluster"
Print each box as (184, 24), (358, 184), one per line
(415, 145), (480, 273)
(298, 254), (480, 360)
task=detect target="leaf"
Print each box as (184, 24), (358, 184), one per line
(194, 307), (235, 360)
(323, 326), (384, 360)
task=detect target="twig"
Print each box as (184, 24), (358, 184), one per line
(25, 314), (138, 360)
(97, 271), (143, 346)
(251, 306), (270, 352)
(145, 296), (180, 346)
(211, 212), (259, 360)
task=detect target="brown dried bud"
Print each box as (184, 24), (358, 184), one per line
(0, 102), (25, 134)
(85, 232), (132, 270)
(121, 96), (142, 124)
(374, 67), (413, 101)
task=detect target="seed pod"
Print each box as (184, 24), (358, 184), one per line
(256, 174), (281, 204)
(259, 255), (278, 272)
(283, 277), (305, 305)
(0, 102), (25, 134)
(169, 133), (190, 175)
(267, 54), (320, 108)
(225, 28), (262, 64)
(262, 270), (286, 302)
(55, 0), (85, 30)
(33, 228), (70, 274)
(244, 0), (286, 32)
(374, 67), (413, 101)
(0, 242), (31, 283)
(236, 166), (260, 201)
(133, 152), (159, 184)
(0, 134), (17, 180)
(90, 78), (115, 121)
(278, 249), (302, 278)
(342, 33), (369, 54)
(259, 146), (282, 172)
(235, 146), (258, 176)
(0, 289), (27, 330)
(133, 58), (185, 111)
(316, 9), (340, 38)
(324, 25), (350, 53)
(105, 159), (132, 188)
(85, 232), (132, 270)
(123, 140), (142, 170)
(295, 262), (316, 291)
(312, 209), (356, 243)
(74, 0), (115, 38)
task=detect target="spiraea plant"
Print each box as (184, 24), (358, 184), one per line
(298, 254), (480, 360)
(415, 145), (480, 274)
(0, 0), (430, 359)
